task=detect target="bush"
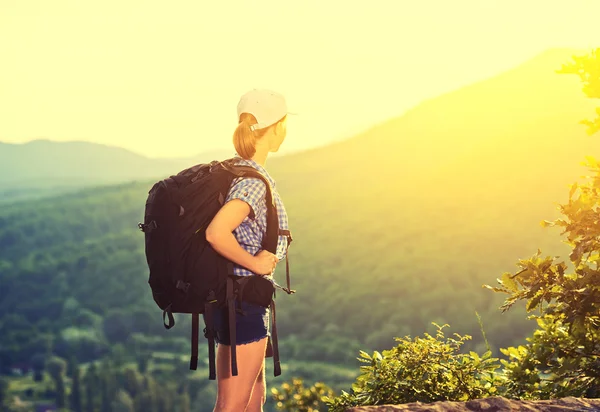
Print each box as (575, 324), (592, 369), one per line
(483, 157), (600, 399)
(272, 378), (334, 412)
(323, 323), (505, 411)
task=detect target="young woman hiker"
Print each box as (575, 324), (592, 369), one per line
(204, 89), (293, 412)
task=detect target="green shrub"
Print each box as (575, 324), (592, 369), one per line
(323, 323), (505, 411)
(271, 378), (334, 412)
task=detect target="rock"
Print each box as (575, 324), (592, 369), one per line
(346, 396), (600, 411)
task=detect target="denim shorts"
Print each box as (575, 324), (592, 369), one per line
(204, 300), (270, 345)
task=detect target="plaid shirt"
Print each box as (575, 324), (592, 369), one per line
(226, 156), (290, 280)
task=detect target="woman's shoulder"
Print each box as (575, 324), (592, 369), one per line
(229, 176), (268, 195)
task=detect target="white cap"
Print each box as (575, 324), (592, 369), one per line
(237, 89), (295, 131)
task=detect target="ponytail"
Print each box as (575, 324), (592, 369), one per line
(233, 113), (287, 159)
(233, 113), (257, 159)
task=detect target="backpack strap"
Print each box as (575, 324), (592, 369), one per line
(162, 303), (175, 329)
(190, 313), (199, 370)
(278, 229), (294, 294)
(226, 276), (239, 377)
(217, 161), (279, 254)
(270, 299), (281, 376)
(203, 291), (217, 379)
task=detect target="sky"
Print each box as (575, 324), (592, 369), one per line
(1, 0), (599, 159)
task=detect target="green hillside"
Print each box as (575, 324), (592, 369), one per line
(1, 48), (599, 410)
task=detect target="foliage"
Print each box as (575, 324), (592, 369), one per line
(557, 48), (600, 135)
(0, 377), (8, 408)
(112, 389), (134, 412)
(478, 48), (600, 400)
(324, 323), (506, 411)
(70, 364), (83, 412)
(271, 378), (334, 412)
(483, 159), (600, 398)
(46, 357), (66, 381)
(54, 374), (66, 409)
(30, 353), (46, 382)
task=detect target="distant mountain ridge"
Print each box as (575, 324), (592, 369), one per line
(0, 139), (233, 202)
(0, 139), (233, 182)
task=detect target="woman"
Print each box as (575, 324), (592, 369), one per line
(205, 89), (292, 412)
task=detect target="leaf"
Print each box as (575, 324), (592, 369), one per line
(482, 284), (508, 293)
(570, 316), (586, 337)
(526, 295), (542, 312)
(502, 272), (519, 292)
(585, 156), (598, 168)
(541, 220), (555, 228)
(564, 273), (578, 281)
(359, 350), (371, 360)
(569, 183), (579, 199)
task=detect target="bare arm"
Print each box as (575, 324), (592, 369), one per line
(205, 199), (277, 275)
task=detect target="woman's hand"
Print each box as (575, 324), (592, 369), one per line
(252, 250), (279, 275)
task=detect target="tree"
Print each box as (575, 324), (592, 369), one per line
(111, 389), (134, 412)
(557, 48), (600, 135)
(100, 370), (112, 412)
(133, 390), (158, 412)
(46, 356), (67, 380)
(136, 352), (149, 375)
(133, 377), (158, 412)
(111, 344), (126, 369)
(122, 368), (141, 400)
(0, 377), (9, 410)
(179, 392), (191, 412)
(84, 362), (99, 412)
(156, 389), (172, 412)
(483, 48), (600, 398)
(67, 354), (78, 378)
(85, 378), (95, 412)
(102, 311), (132, 344)
(47, 356), (67, 409)
(55, 373), (67, 409)
(30, 352), (46, 382)
(71, 364), (84, 412)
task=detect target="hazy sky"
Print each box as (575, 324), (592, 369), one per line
(1, 0), (599, 159)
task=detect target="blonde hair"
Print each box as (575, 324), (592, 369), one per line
(233, 113), (286, 159)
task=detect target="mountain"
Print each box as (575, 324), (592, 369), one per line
(246, 47), (600, 348)
(0, 140), (232, 202)
(1, 48), (599, 389)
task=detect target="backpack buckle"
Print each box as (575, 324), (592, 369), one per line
(138, 220), (157, 233)
(176, 280), (191, 293)
(279, 229), (293, 245)
(206, 290), (217, 303)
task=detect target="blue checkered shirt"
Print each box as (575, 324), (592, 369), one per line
(226, 156), (290, 284)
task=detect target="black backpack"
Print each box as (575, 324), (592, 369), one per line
(137, 157), (294, 380)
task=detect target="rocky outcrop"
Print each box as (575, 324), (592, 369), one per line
(347, 396), (600, 411)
